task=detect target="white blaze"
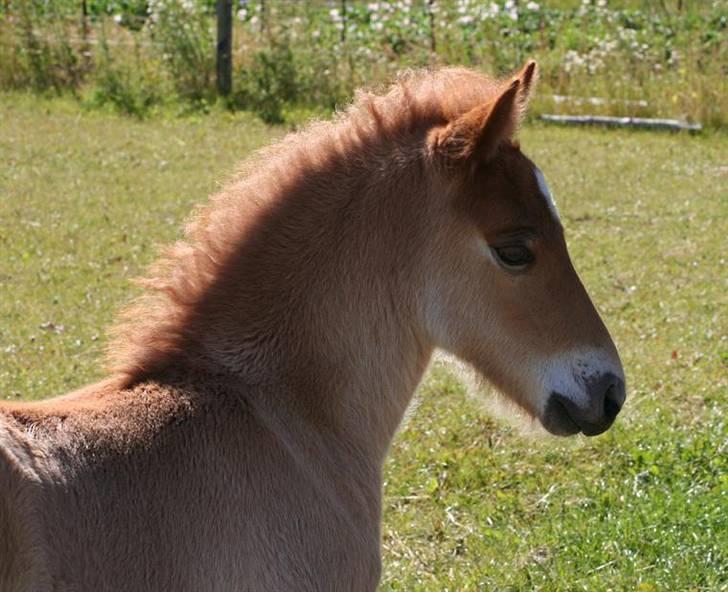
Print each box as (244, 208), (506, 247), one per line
(534, 166), (560, 222)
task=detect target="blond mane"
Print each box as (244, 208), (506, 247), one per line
(107, 67), (506, 383)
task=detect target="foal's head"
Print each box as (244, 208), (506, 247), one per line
(420, 63), (625, 436)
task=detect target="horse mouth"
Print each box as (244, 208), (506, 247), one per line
(541, 390), (621, 437)
(541, 396), (582, 436)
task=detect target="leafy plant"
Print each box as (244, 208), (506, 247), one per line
(147, 0), (214, 103)
(91, 31), (163, 117)
(7, 0), (84, 93)
(233, 39), (299, 124)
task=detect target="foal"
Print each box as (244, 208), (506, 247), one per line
(0, 62), (625, 591)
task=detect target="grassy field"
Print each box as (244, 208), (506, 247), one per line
(1, 95), (726, 590)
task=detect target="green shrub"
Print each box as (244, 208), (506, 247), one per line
(5, 0), (84, 93)
(91, 33), (163, 118)
(147, 0), (214, 103)
(233, 39), (300, 124)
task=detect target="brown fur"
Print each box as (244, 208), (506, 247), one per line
(105, 66), (526, 384)
(0, 63), (622, 591)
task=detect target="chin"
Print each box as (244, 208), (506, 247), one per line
(540, 413), (582, 436)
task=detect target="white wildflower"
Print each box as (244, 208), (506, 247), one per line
(563, 49), (585, 73)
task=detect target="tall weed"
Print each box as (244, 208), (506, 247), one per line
(147, 0), (214, 103)
(232, 39), (299, 124)
(5, 0), (83, 93)
(91, 28), (163, 118)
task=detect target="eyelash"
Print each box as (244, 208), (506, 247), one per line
(491, 244), (535, 270)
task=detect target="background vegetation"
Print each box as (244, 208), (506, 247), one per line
(0, 0), (726, 126)
(1, 95), (726, 590)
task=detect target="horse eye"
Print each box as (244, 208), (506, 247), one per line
(492, 244), (534, 270)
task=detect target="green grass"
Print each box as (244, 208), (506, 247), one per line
(1, 95), (726, 591)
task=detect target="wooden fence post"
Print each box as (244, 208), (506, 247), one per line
(216, 0), (233, 97)
(80, 0), (91, 74)
(427, 0), (436, 53)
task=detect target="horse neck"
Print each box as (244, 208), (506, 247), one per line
(195, 145), (435, 462)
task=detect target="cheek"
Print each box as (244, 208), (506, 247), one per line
(477, 257), (575, 353)
(421, 238), (495, 348)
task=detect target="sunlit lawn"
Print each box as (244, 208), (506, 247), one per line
(0, 95), (726, 591)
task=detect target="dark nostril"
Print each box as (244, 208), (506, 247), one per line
(603, 384), (622, 421)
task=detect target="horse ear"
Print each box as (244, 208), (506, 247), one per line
(516, 59), (538, 108)
(433, 78), (521, 164)
(432, 60), (538, 165)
